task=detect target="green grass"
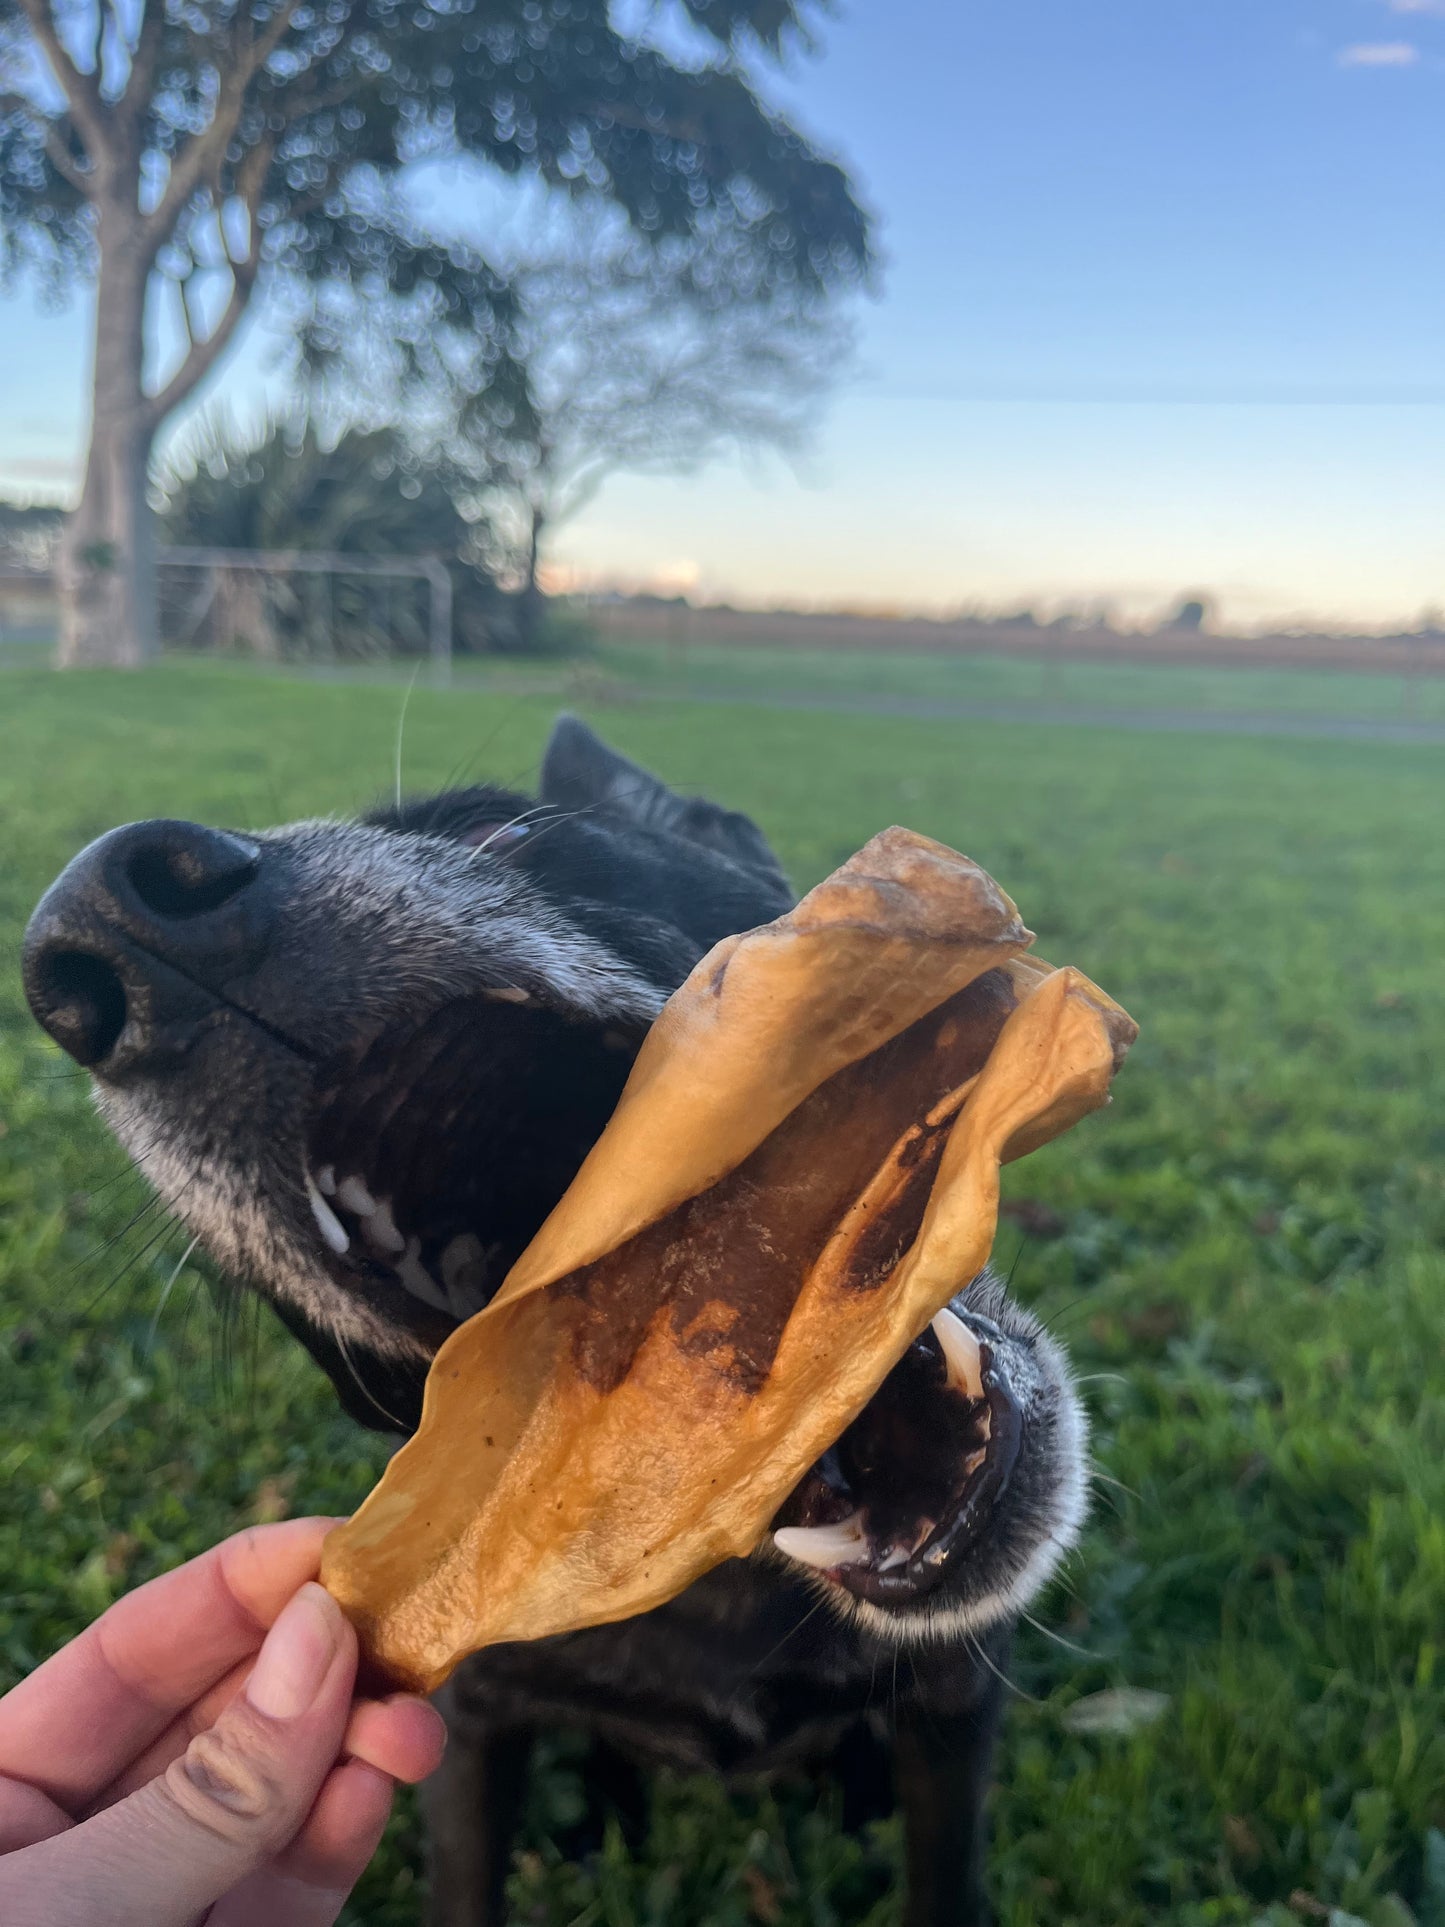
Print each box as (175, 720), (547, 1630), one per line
(2, 662), (1444, 1926)
(69, 631), (1445, 729)
(582, 636), (1445, 725)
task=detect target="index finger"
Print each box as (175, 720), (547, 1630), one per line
(0, 1517), (341, 1812)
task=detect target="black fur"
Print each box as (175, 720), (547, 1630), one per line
(23, 718), (1087, 1926)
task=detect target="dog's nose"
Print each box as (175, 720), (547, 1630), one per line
(23, 819), (265, 1075)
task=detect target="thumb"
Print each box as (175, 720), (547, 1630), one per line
(9, 1583), (359, 1927)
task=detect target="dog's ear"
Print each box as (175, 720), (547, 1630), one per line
(541, 715), (790, 897)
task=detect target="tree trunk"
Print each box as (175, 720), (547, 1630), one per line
(516, 501), (546, 653)
(58, 205), (159, 668)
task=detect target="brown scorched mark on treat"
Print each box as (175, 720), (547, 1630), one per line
(559, 968), (1020, 1398)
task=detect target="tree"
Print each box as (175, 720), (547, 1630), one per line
(475, 214), (853, 643)
(0, 0), (870, 666)
(306, 193), (856, 648)
(1167, 597), (1209, 634)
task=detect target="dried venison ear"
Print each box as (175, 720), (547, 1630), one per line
(321, 831), (1136, 1694)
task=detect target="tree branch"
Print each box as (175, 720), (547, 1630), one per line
(13, 0), (110, 166)
(143, 128), (275, 426)
(122, 0), (167, 117)
(142, 0), (298, 249)
(0, 89), (91, 190)
(174, 270), (197, 352)
(144, 250), (259, 425)
(44, 118), (91, 190)
(241, 0), (304, 71)
(232, 128), (277, 213)
(585, 97), (710, 153)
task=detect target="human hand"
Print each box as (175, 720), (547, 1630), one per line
(0, 1516), (446, 1926)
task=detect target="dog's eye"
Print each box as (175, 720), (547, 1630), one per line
(457, 821), (531, 853)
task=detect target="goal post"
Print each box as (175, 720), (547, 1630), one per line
(157, 545), (453, 680)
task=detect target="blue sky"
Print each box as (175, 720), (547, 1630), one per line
(3, 0), (1442, 627)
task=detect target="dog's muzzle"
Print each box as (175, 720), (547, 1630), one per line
(22, 818), (281, 1078)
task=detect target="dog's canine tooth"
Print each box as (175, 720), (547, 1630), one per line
(337, 1174), (378, 1217)
(932, 1306), (985, 1401)
(305, 1171), (350, 1255)
(315, 1165), (337, 1196)
(396, 1237), (450, 1314)
(362, 1198), (406, 1255)
(440, 1233), (484, 1286)
(773, 1514), (869, 1571)
(483, 985), (530, 1004)
(440, 1233), (488, 1319)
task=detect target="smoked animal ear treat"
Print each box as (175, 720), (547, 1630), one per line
(321, 829), (1136, 1694)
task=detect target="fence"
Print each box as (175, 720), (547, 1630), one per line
(157, 547), (453, 675)
(1, 551), (459, 670)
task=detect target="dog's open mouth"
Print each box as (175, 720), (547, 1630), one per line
(296, 996), (1023, 1606)
(772, 1307), (1022, 1605)
(300, 993), (641, 1333)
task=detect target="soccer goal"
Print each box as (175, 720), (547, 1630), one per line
(157, 546), (453, 677)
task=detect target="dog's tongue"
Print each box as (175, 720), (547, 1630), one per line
(321, 829), (1136, 1694)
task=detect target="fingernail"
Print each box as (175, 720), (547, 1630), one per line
(246, 1582), (344, 1719)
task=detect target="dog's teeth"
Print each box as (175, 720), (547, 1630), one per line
(932, 1307), (985, 1401)
(315, 1165), (337, 1196)
(773, 1514), (869, 1571)
(396, 1237), (450, 1314)
(440, 1234), (483, 1287)
(877, 1544), (912, 1572)
(336, 1174), (378, 1217)
(440, 1233), (488, 1319)
(362, 1198), (406, 1255)
(305, 1172), (350, 1255)
(483, 985), (530, 1005)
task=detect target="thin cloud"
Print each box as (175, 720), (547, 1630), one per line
(1337, 40), (1420, 64)
(1385, 0), (1445, 15)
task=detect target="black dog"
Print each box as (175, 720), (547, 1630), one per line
(22, 717), (1087, 1927)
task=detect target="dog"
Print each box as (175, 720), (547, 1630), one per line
(22, 716), (1088, 1927)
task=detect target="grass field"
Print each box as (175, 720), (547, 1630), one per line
(10, 631), (1443, 728)
(582, 638), (1445, 725)
(3, 662), (1445, 1926)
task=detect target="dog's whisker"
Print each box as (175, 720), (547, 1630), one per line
(145, 1234), (202, 1356)
(1020, 1609), (1096, 1658)
(465, 801), (594, 861)
(67, 1194), (166, 1287)
(394, 662), (423, 813)
(1090, 1470), (1140, 1501)
(967, 1631), (1039, 1703)
(335, 1327), (409, 1432)
(85, 1191), (199, 1320)
(749, 1585), (833, 1676)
